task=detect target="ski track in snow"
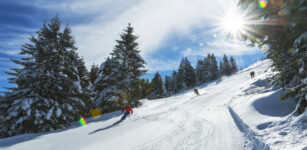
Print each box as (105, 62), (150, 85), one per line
(1, 59), (295, 150)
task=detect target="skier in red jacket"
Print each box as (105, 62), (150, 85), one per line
(121, 104), (133, 120)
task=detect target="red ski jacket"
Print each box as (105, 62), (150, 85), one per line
(123, 106), (133, 114)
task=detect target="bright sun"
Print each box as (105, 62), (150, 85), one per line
(218, 11), (247, 39)
(222, 15), (244, 33)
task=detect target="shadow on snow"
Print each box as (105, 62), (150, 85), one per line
(89, 119), (124, 135)
(252, 89), (296, 117)
(0, 111), (122, 147)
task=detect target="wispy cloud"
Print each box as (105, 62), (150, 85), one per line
(0, 57), (9, 61)
(182, 37), (260, 57)
(65, 0), (240, 67)
(0, 50), (20, 56)
(145, 58), (180, 73)
(0, 0), (262, 73)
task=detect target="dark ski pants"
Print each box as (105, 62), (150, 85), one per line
(121, 112), (130, 120)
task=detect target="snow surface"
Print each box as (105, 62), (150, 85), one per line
(1, 59), (306, 150)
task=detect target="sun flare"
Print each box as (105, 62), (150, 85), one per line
(217, 10), (248, 39)
(222, 14), (244, 34)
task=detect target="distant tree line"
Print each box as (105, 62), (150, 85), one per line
(149, 54), (238, 99)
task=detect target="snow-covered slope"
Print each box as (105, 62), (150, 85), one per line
(1, 59), (306, 150)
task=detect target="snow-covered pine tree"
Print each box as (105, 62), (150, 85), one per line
(74, 56), (93, 115)
(206, 54), (213, 80)
(92, 57), (121, 113)
(148, 72), (167, 99)
(60, 25), (89, 117)
(293, 32), (307, 118)
(182, 57), (196, 88)
(89, 64), (99, 85)
(219, 60), (224, 76)
(0, 94), (6, 122)
(209, 54), (219, 80)
(138, 79), (151, 99)
(202, 56), (210, 82)
(196, 59), (204, 85)
(229, 56), (238, 75)
(0, 94), (6, 137)
(164, 76), (174, 96)
(281, 32), (307, 116)
(176, 61), (187, 92)
(131, 81), (142, 101)
(110, 23), (146, 107)
(209, 54), (218, 81)
(222, 55), (231, 76)
(0, 16), (86, 138)
(171, 70), (179, 94)
(164, 75), (171, 95)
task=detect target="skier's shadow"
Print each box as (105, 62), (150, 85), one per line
(89, 119), (123, 135)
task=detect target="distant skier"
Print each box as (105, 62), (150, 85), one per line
(250, 71), (255, 78)
(194, 88), (200, 96)
(121, 104), (133, 120)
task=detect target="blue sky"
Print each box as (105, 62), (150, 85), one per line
(0, 0), (265, 91)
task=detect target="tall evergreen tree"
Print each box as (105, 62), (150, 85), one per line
(206, 54), (213, 80)
(0, 94), (6, 121)
(138, 79), (151, 99)
(92, 57), (121, 113)
(109, 23), (146, 107)
(202, 56), (210, 82)
(219, 60), (224, 76)
(0, 16), (86, 137)
(164, 75), (172, 96)
(148, 72), (167, 99)
(280, 32), (307, 115)
(170, 70), (179, 94)
(89, 64), (99, 85)
(75, 56), (93, 115)
(210, 54), (219, 80)
(182, 57), (196, 88)
(290, 32), (307, 116)
(195, 60), (204, 85)
(196, 54), (219, 84)
(222, 55), (231, 75)
(176, 62), (187, 92)
(229, 56), (238, 74)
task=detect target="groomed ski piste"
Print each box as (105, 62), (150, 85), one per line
(1, 59), (306, 150)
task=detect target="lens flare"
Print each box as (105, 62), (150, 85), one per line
(259, 0), (268, 8)
(90, 108), (101, 118)
(79, 117), (87, 126)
